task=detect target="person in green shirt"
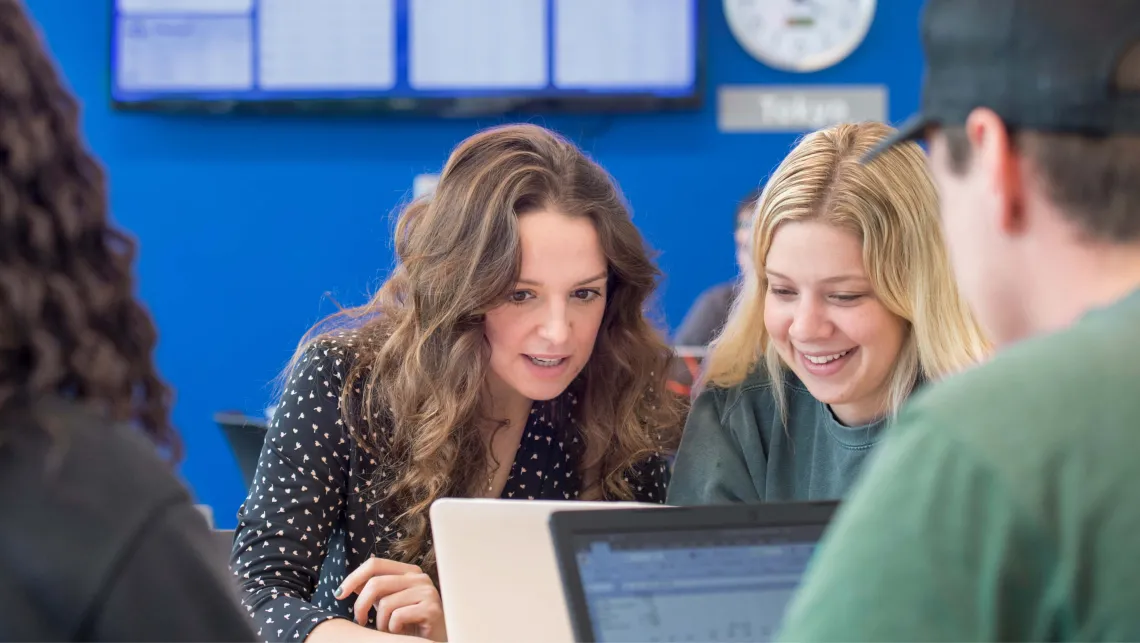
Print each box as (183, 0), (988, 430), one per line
(778, 1), (1140, 641)
(667, 121), (988, 505)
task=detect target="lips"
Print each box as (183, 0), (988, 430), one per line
(525, 354), (568, 367)
(796, 346), (858, 377)
(802, 349), (851, 365)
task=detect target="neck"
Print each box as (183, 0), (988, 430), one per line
(1019, 240), (1140, 341)
(481, 376), (533, 437)
(828, 400), (885, 427)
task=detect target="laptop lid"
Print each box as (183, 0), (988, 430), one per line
(549, 501), (837, 643)
(430, 498), (660, 643)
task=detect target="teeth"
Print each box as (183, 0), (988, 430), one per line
(805, 350), (850, 365)
(529, 356), (564, 367)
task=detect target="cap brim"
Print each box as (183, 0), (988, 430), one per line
(861, 113), (931, 163)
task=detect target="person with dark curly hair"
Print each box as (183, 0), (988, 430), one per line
(0, 2), (254, 640)
(231, 123), (685, 642)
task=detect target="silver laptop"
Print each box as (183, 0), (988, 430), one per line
(430, 498), (658, 642)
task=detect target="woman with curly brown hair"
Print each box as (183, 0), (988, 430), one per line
(0, 1), (254, 641)
(231, 123), (684, 642)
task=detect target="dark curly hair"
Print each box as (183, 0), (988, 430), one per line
(0, 1), (177, 457)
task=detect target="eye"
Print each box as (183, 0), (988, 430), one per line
(508, 290), (534, 304)
(830, 293), (865, 303)
(768, 285), (796, 298)
(572, 288), (602, 302)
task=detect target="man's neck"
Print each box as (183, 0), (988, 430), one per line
(1024, 241), (1140, 338)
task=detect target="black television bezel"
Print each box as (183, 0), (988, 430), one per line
(106, 1), (707, 117)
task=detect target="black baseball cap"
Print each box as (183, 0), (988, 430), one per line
(865, 0), (1140, 161)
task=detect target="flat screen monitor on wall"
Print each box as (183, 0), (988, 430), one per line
(110, 0), (703, 116)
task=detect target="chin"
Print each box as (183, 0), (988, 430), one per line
(512, 380), (573, 402)
(791, 371), (853, 405)
(801, 384), (849, 406)
(508, 372), (577, 402)
(511, 358), (586, 401)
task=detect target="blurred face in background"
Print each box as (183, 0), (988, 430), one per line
(736, 202), (756, 276)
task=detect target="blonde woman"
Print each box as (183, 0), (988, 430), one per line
(667, 121), (988, 505)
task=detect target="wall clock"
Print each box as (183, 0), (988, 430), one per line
(724, 0), (877, 73)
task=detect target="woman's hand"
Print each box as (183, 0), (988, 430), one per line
(335, 557), (447, 642)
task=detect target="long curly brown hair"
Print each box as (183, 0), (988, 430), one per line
(292, 123), (683, 575)
(0, 2), (176, 456)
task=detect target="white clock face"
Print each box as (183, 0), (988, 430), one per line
(724, 0), (877, 73)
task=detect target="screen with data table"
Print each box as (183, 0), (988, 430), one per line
(110, 0), (701, 114)
(572, 524), (823, 643)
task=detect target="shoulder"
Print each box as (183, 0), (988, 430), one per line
(0, 399), (195, 616)
(904, 311), (1134, 447)
(697, 365), (810, 421)
(688, 282), (736, 318)
(676, 282), (739, 345)
(275, 329), (403, 462)
(293, 331), (367, 377)
(704, 281), (738, 305)
(895, 304), (1140, 515)
(1, 398), (190, 512)
(279, 331), (371, 405)
(694, 368), (765, 422)
(711, 282), (738, 305)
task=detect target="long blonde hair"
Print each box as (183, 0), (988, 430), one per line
(704, 122), (989, 417)
(285, 124), (682, 576)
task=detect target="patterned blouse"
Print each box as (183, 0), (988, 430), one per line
(230, 336), (671, 641)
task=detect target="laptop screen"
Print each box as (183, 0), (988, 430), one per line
(569, 523), (824, 643)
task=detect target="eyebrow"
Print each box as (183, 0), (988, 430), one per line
(518, 271), (608, 288)
(766, 270), (867, 285)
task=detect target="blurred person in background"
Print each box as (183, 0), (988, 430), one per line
(780, 1), (1140, 640)
(0, 1), (255, 640)
(231, 123), (683, 642)
(668, 121), (989, 505)
(673, 187), (762, 347)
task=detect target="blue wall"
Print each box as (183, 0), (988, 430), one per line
(26, 0), (925, 526)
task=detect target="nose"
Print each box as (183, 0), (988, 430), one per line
(537, 299), (571, 346)
(787, 296), (832, 343)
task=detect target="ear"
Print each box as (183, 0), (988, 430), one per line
(964, 108), (1026, 236)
